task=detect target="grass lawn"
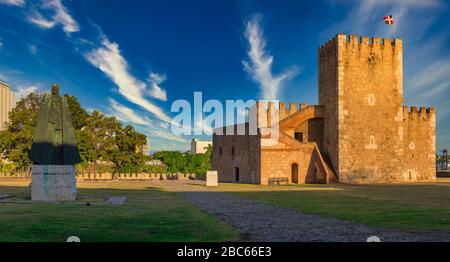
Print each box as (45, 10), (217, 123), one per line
(0, 180), (238, 242)
(216, 180), (450, 232)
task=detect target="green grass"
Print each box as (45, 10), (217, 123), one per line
(0, 180), (238, 242)
(3, 179), (449, 241)
(223, 181), (450, 232)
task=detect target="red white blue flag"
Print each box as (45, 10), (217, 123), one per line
(383, 15), (394, 25)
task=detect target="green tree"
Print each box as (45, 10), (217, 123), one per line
(110, 125), (147, 172)
(76, 129), (96, 166)
(64, 94), (89, 130)
(0, 93), (41, 170)
(0, 92), (150, 173)
(154, 151), (186, 173)
(85, 110), (119, 162)
(153, 147), (211, 174)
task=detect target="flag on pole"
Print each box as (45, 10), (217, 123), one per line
(383, 15), (394, 25)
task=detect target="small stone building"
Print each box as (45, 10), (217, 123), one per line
(212, 34), (436, 185)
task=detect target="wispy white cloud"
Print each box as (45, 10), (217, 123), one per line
(29, 11), (56, 29)
(13, 85), (39, 104)
(147, 72), (167, 101)
(0, 70), (23, 82)
(108, 98), (152, 126)
(243, 15), (299, 100)
(100, 99), (187, 145)
(85, 36), (171, 123)
(423, 81), (450, 101)
(408, 55), (450, 127)
(0, 71), (42, 104)
(0, 0), (25, 7)
(410, 58), (450, 99)
(321, 0), (443, 40)
(159, 122), (169, 129)
(149, 129), (188, 143)
(28, 0), (79, 34)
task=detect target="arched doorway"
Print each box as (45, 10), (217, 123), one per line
(291, 163), (299, 184)
(234, 167), (240, 182)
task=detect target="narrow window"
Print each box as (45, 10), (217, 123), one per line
(295, 132), (304, 142)
(232, 146), (235, 156)
(367, 94), (375, 106)
(219, 147), (222, 156)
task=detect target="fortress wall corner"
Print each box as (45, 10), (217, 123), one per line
(402, 107), (436, 181)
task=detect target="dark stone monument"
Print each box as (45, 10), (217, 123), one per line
(30, 84), (81, 201)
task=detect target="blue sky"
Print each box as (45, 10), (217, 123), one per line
(0, 0), (448, 152)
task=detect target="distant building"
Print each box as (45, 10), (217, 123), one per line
(136, 143), (151, 156)
(0, 80), (14, 131)
(146, 159), (163, 166)
(191, 139), (212, 154)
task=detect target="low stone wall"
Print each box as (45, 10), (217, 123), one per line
(0, 172), (204, 181)
(0, 172), (29, 179)
(437, 170), (450, 178)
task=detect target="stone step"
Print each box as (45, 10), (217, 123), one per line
(106, 196), (127, 205)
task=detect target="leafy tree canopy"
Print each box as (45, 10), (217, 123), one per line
(153, 145), (211, 174)
(0, 92), (148, 172)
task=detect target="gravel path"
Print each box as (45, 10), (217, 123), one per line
(176, 190), (450, 242)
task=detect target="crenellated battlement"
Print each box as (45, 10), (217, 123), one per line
(403, 106), (436, 121)
(319, 37), (335, 51)
(256, 101), (308, 127)
(319, 34), (402, 49)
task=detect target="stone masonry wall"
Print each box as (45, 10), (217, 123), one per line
(402, 107), (436, 181)
(212, 125), (260, 184)
(318, 36), (340, 174)
(320, 34), (404, 183)
(319, 34), (435, 183)
(339, 34), (404, 183)
(257, 101), (307, 128)
(293, 118), (324, 150)
(260, 144), (327, 185)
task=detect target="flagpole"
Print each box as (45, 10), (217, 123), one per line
(383, 15), (395, 38)
(393, 21), (396, 38)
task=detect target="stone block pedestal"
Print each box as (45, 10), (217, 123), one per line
(31, 165), (77, 201)
(206, 171), (218, 186)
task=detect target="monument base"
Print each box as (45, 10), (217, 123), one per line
(31, 165), (77, 201)
(206, 171), (218, 186)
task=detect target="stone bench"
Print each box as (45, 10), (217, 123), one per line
(268, 177), (289, 185)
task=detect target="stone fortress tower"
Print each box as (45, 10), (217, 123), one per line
(213, 34), (436, 185)
(0, 80), (14, 131)
(319, 34), (436, 183)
